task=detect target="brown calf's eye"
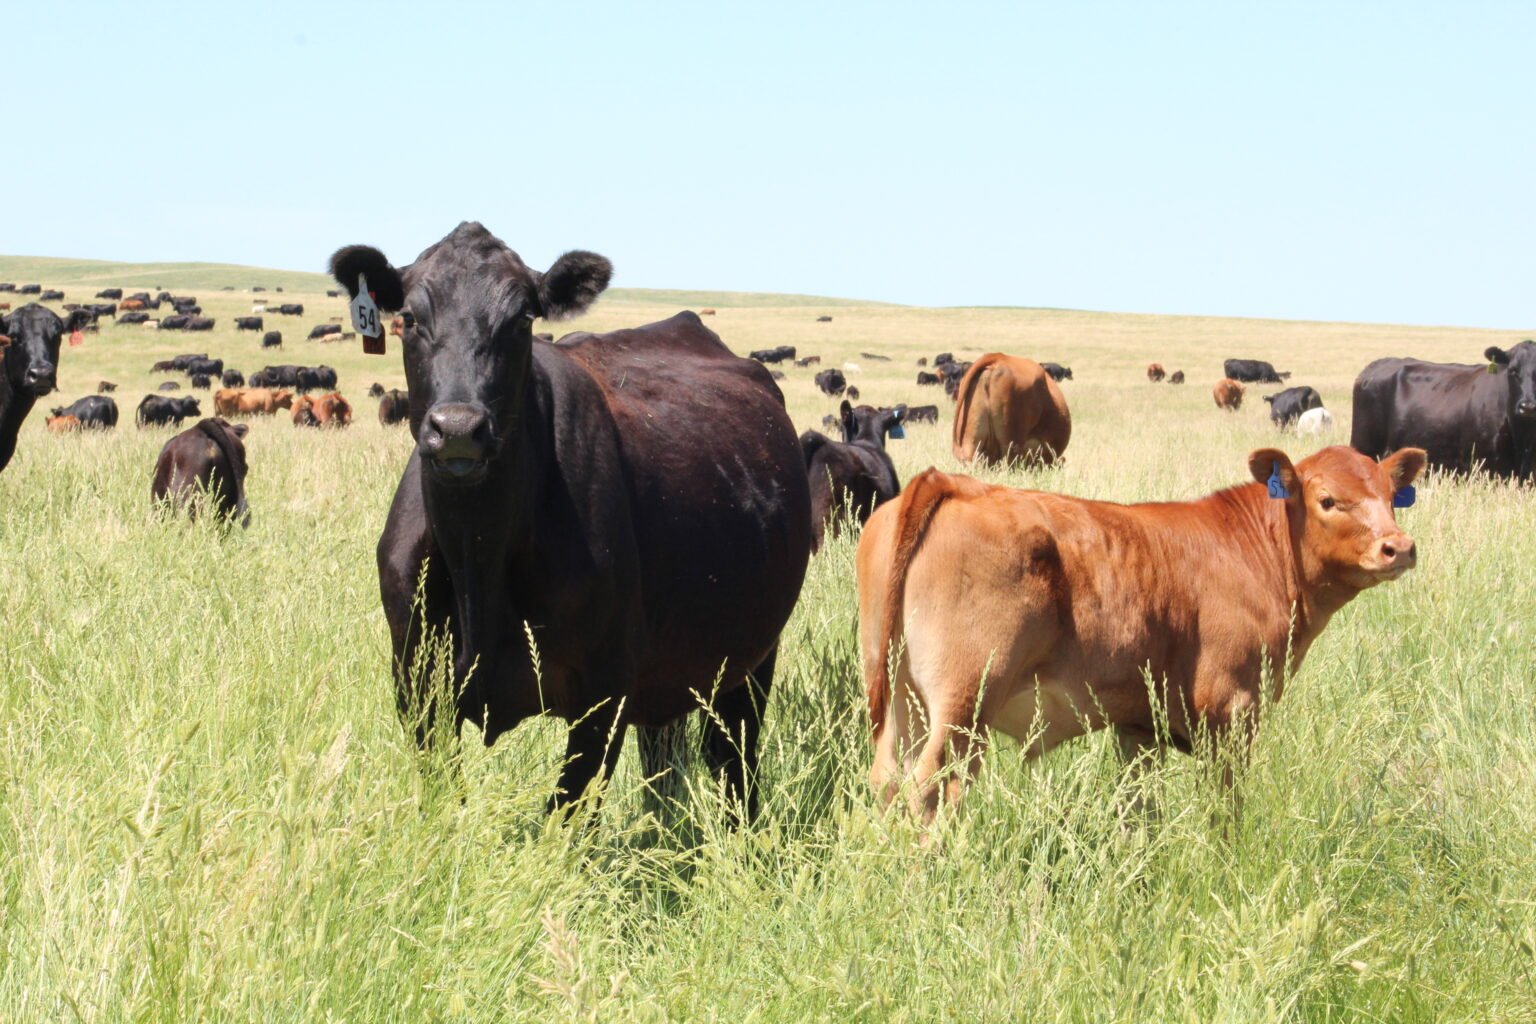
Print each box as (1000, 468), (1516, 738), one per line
(1320, 496), (1335, 510)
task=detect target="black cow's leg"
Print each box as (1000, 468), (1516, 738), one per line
(703, 647), (776, 824)
(637, 719), (691, 821)
(549, 702), (628, 817)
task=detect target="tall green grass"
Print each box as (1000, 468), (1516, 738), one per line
(0, 262), (1532, 1020)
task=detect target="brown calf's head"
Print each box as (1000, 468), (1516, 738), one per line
(1249, 444), (1426, 591)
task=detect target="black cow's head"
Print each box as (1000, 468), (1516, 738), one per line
(0, 304), (87, 397)
(838, 401), (907, 448)
(329, 222), (610, 485)
(1487, 341), (1536, 422)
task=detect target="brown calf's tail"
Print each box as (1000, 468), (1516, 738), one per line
(869, 467), (953, 738)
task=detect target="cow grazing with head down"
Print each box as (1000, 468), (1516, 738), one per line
(222, 369), (245, 388)
(47, 414), (80, 432)
(1225, 358), (1290, 384)
(1168, 370), (1185, 384)
(952, 353), (1071, 466)
(262, 330), (283, 349)
(0, 304), (91, 473)
(377, 387), (409, 426)
(801, 401), (906, 551)
(214, 387), (293, 416)
(235, 316), (263, 331)
(152, 418), (251, 527)
(815, 368), (847, 396)
(49, 395), (117, 429)
(327, 221), (811, 819)
(858, 444), (1427, 821)
(1213, 378), (1245, 410)
(1264, 385), (1324, 428)
(137, 394), (200, 427)
(1351, 341), (1536, 481)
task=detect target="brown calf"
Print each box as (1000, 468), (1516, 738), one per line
(857, 444), (1426, 821)
(47, 415), (81, 433)
(1147, 363), (1166, 382)
(215, 387), (294, 416)
(1213, 378), (1245, 410)
(951, 353), (1071, 467)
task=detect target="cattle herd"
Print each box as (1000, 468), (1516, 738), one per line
(0, 222), (1532, 831)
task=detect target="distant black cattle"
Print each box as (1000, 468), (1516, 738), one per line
(308, 323), (342, 340)
(859, 352), (890, 362)
(917, 371), (941, 386)
(222, 369), (245, 388)
(168, 295), (196, 307)
(235, 316), (263, 331)
(1351, 341), (1536, 480)
(377, 388), (410, 426)
(252, 286), (267, 292)
(98, 381), (117, 393)
(793, 356), (821, 367)
(158, 382), (181, 392)
(18, 285), (41, 295)
(190, 374), (212, 390)
(934, 352), (954, 367)
(39, 289), (64, 302)
(50, 395), (118, 428)
(184, 316), (215, 331)
(367, 382), (386, 398)
(151, 418), (250, 527)
(1263, 385), (1324, 428)
(749, 345), (796, 364)
(295, 365), (338, 393)
(901, 404), (940, 424)
(1224, 358), (1291, 384)
(816, 315), (832, 322)
(800, 401), (905, 550)
(169, 353), (207, 371)
(160, 315), (191, 330)
(0, 283), (14, 292)
(262, 330), (282, 349)
(846, 386), (860, 401)
(95, 288), (123, 299)
(273, 303), (304, 316)
(938, 359), (973, 398)
(1041, 362), (1073, 381)
(138, 395), (200, 426)
(326, 289), (342, 298)
(184, 358), (223, 378)
(1169, 370), (1186, 384)
(814, 368), (847, 396)
(83, 303), (116, 318)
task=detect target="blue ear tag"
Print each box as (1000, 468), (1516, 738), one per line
(889, 423), (906, 439)
(1393, 485), (1416, 509)
(1267, 462), (1289, 500)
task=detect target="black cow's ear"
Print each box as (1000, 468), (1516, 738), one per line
(1485, 346), (1511, 366)
(536, 250), (612, 321)
(892, 403), (908, 422)
(64, 310), (93, 333)
(230, 422), (250, 438)
(328, 246), (405, 311)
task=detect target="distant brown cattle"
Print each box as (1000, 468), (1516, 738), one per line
(214, 387), (294, 416)
(0, 302), (10, 312)
(699, 308), (717, 315)
(857, 445), (1426, 821)
(294, 392), (351, 427)
(46, 415), (80, 433)
(1213, 378), (1245, 410)
(1147, 363), (1166, 383)
(1169, 370), (1185, 384)
(951, 353), (1071, 466)
(120, 299), (146, 312)
(151, 418), (251, 527)
(377, 388), (409, 426)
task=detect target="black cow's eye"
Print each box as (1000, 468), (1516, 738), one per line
(401, 312), (416, 329)
(1319, 496), (1335, 511)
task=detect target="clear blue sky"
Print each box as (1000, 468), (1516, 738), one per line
(8, 1), (1532, 327)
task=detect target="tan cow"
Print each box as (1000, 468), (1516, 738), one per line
(214, 387), (293, 416)
(1213, 378), (1245, 410)
(857, 444), (1426, 821)
(292, 392), (352, 427)
(950, 353), (1071, 466)
(46, 415), (81, 433)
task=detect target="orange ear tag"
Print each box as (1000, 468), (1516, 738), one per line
(69, 330), (84, 347)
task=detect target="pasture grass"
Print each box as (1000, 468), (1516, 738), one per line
(1, 254), (1533, 1021)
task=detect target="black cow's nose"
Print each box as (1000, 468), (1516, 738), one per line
(421, 403), (493, 463)
(1517, 400), (1536, 418)
(24, 364), (56, 393)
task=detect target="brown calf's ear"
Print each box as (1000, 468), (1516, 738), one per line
(1248, 447), (1299, 500)
(537, 250), (612, 321)
(1381, 447), (1427, 489)
(328, 245), (406, 310)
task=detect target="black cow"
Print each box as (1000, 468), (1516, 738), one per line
(185, 316), (215, 331)
(0, 284), (14, 292)
(1042, 362), (1073, 382)
(39, 289), (64, 302)
(934, 352), (954, 367)
(816, 315), (832, 322)
(262, 330), (283, 349)
(327, 221), (811, 819)
(151, 418), (251, 527)
(814, 368), (847, 396)
(900, 404), (940, 424)
(222, 369), (245, 388)
(160, 315), (191, 331)
(98, 381), (117, 393)
(96, 288), (123, 299)
(235, 316), (264, 331)
(169, 354), (207, 371)
(800, 401), (905, 551)
(252, 286), (267, 292)
(137, 394), (200, 426)
(185, 358), (223, 378)
(939, 359), (973, 398)
(168, 295), (197, 308)
(83, 303), (116, 318)
(249, 364), (299, 388)
(1351, 341), (1536, 480)
(1263, 385), (1324, 428)
(49, 395), (118, 428)
(1169, 370), (1186, 384)
(308, 323), (341, 340)
(367, 382), (386, 398)
(748, 345), (796, 365)
(190, 374), (212, 390)
(859, 352), (890, 362)
(274, 303), (304, 316)
(377, 387), (409, 426)
(1224, 358), (1291, 384)
(18, 285), (41, 295)
(916, 371), (941, 386)
(326, 289), (342, 298)
(158, 382), (181, 392)
(0, 305), (90, 472)
(150, 360), (176, 373)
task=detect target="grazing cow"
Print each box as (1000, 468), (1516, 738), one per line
(1041, 362), (1073, 382)
(801, 401), (906, 550)
(858, 445), (1427, 820)
(84, 303), (116, 318)
(98, 380), (117, 393)
(293, 392), (351, 427)
(191, 374), (212, 390)
(39, 289), (65, 302)
(159, 315), (191, 331)
(934, 352), (954, 367)
(368, 382), (386, 398)
(185, 358), (224, 379)
(214, 387), (293, 416)
(308, 323), (342, 340)
(46, 414), (80, 432)
(18, 285), (41, 295)
(1147, 363), (1166, 383)
(951, 354), (1071, 466)
(847, 386), (861, 401)
(326, 289), (342, 297)
(0, 302), (8, 311)
(222, 369), (245, 388)
(749, 345), (796, 364)
(1351, 341), (1536, 480)
(248, 365), (300, 389)
(96, 288), (123, 299)
(252, 286), (267, 292)
(158, 382), (182, 392)
(48, 395), (118, 429)
(262, 330), (283, 349)
(0, 283), (14, 292)
(794, 356), (821, 367)
(902, 404), (940, 424)
(378, 388), (410, 425)
(1297, 407), (1335, 435)
(0, 304), (91, 472)
(120, 299), (146, 312)
(815, 368), (848, 396)
(150, 360), (176, 373)
(860, 352), (891, 362)
(1213, 378), (1245, 410)
(1224, 358), (1291, 384)
(917, 357), (928, 367)
(1264, 385), (1324, 428)
(274, 303), (304, 316)
(699, 308), (716, 315)
(1169, 370), (1185, 384)
(137, 394), (200, 426)
(295, 365), (337, 392)
(917, 371), (941, 386)
(327, 221), (811, 818)
(151, 418), (251, 527)
(235, 316), (263, 331)
(184, 316), (215, 331)
(937, 359), (972, 399)
(817, 315), (833, 322)
(291, 396), (318, 427)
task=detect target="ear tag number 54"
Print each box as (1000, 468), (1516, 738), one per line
(351, 273), (383, 352)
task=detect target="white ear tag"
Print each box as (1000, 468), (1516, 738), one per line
(350, 273), (385, 354)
